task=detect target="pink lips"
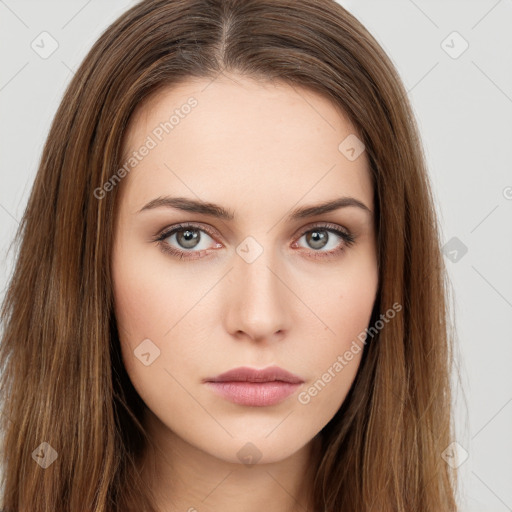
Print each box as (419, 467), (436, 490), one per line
(203, 365), (304, 407)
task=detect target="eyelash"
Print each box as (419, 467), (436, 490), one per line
(152, 222), (356, 261)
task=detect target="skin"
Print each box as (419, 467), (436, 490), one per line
(112, 73), (379, 512)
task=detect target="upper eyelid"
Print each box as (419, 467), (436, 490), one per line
(157, 222), (217, 241)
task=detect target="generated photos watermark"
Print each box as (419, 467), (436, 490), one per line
(93, 96), (198, 200)
(298, 301), (403, 405)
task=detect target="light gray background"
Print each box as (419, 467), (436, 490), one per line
(1, 1), (511, 510)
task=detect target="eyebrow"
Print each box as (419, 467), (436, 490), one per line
(137, 195), (373, 220)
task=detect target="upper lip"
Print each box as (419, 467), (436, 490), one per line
(204, 365), (304, 384)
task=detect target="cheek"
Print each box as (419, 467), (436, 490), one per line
(296, 262), (378, 413)
(309, 252), (378, 345)
(113, 269), (171, 345)
(111, 245), (177, 376)
(112, 261), (181, 426)
(111, 244), (208, 409)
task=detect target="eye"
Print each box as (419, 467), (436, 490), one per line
(154, 223), (222, 260)
(292, 223), (356, 260)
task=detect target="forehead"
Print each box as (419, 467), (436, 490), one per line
(119, 75), (373, 217)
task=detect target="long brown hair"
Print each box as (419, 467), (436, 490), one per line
(0, 0), (458, 510)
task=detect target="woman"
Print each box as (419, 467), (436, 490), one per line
(0, 0), (458, 510)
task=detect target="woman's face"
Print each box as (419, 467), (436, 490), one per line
(112, 74), (378, 465)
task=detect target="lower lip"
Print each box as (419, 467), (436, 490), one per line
(205, 381), (302, 407)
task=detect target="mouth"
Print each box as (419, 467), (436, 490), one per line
(203, 365), (304, 407)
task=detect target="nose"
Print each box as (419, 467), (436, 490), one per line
(223, 245), (292, 343)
